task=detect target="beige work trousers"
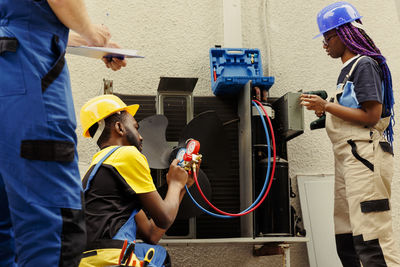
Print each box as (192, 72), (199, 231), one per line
(326, 104), (400, 266)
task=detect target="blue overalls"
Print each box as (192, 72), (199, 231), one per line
(81, 147), (168, 267)
(0, 1), (85, 266)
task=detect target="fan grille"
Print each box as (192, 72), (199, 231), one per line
(117, 94), (241, 238)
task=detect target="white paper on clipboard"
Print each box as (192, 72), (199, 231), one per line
(66, 46), (144, 59)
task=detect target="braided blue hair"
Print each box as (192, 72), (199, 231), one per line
(337, 21), (394, 144)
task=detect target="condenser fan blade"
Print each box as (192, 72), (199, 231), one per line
(177, 169), (212, 219)
(138, 115), (172, 169)
(178, 111), (231, 180)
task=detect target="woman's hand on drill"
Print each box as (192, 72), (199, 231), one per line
(300, 94), (327, 115)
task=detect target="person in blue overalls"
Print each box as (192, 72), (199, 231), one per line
(301, 2), (400, 266)
(0, 1), (126, 266)
(79, 95), (196, 267)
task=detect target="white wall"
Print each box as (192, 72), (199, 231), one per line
(68, 1), (400, 266)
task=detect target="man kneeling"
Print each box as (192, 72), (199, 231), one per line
(79, 95), (194, 267)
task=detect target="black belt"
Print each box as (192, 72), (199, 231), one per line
(86, 239), (126, 251)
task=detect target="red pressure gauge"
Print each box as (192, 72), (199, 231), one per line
(186, 139), (200, 155)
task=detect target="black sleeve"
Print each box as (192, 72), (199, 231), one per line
(352, 57), (383, 104)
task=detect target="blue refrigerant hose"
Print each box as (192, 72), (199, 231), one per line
(184, 100), (273, 218)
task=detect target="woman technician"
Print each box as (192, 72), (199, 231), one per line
(300, 2), (400, 266)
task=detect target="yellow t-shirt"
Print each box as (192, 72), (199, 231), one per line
(90, 146), (156, 193)
(82, 146), (156, 244)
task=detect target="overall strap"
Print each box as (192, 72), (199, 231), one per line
(83, 146), (120, 193)
(340, 55), (365, 91)
(112, 208), (140, 241)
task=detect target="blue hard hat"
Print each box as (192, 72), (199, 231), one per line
(313, 1), (362, 39)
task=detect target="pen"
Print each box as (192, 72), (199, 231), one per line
(103, 55), (125, 62)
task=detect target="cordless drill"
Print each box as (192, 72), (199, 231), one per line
(303, 90), (328, 130)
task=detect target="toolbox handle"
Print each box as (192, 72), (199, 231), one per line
(225, 49), (246, 55)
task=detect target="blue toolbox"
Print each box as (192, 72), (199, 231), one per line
(209, 48), (274, 96)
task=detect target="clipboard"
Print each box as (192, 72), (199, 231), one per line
(66, 46), (144, 59)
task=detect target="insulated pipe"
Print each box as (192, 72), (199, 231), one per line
(223, 0), (242, 47)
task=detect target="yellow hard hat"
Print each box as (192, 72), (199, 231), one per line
(80, 95), (139, 138)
